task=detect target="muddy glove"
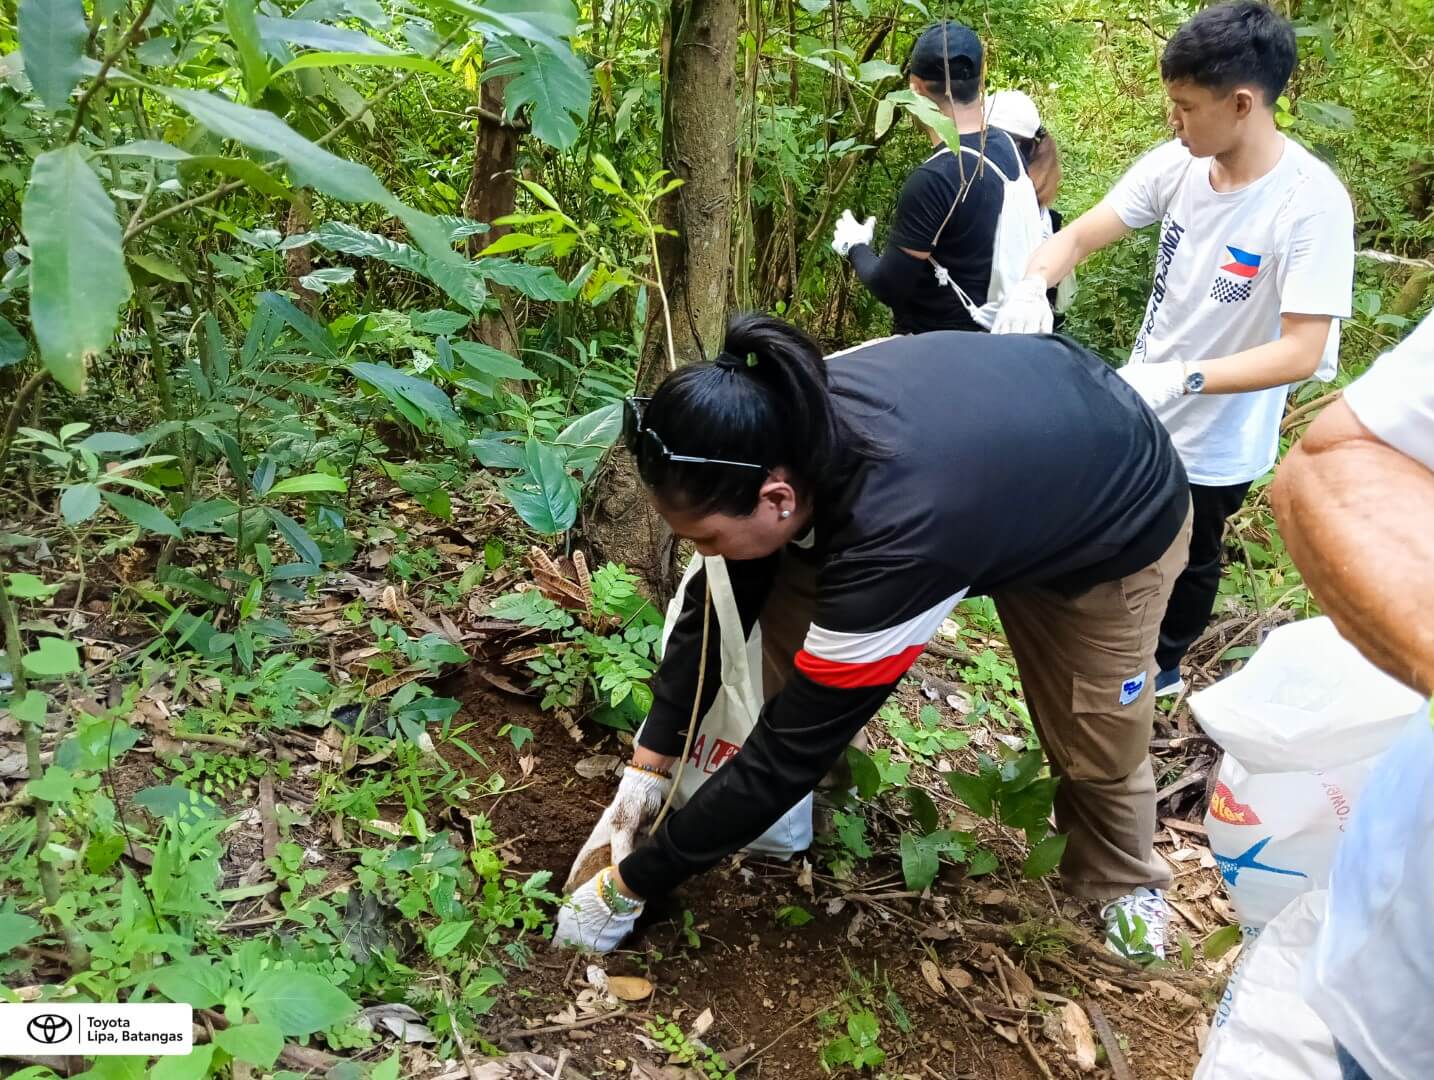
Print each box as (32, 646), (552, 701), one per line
(831, 209), (875, 257)
(1118, 361), (1187, 409)
(990, 275), (1053, 335)
(564, 765), (671, 893)
(554, 866), (643, 953)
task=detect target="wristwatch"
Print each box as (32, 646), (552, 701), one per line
(1181, 363), (1206, 395)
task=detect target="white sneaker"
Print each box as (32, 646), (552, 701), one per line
(1102, 887), (1169, 961)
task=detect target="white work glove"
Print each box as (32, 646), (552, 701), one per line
(990, 275), (1053, 335)
(831, 209), (875, 257)
(563, 765), (671, 893)
(554, 866), (643, 953)
(1118, 361), (1187, 409)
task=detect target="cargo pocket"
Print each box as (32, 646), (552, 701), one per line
(1066, 671), (1155, 782)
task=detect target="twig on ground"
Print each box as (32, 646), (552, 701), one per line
(734, 997), (841, 1072)
(1087, 1003), (1133, 1080)
(502, 1010), (630, 1039)
(258, 773), (279, 863)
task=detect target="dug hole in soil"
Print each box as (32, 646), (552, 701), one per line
(444, 663), (1217, 1080)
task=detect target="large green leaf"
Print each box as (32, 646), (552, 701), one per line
(61, 482), (102, 523)
(315, 222), (484, 313)
(348, 361), (461, 432)
(488, 38), (590, 150)
(213, 1022), (284, 1069)
(102, 490), (181, 537)
(186, 155), (295, 202)
(450, 340), (537, 380)
(162, 87), (390, 204)
(225, 0), (269, 99)
(273, 51), (449, 79)
(247, 969), (356, 1035)
(501, 438), (579, 535)
(480, 258), (574, 301)
(21, 146), (132, 393)
(256, 16), (396, 56)
(22, 636), (81, 677)
(1022, 832), (1067, 879)
(152, 958), (230, 1009)
(315, 221), (428, 273)
(267, 473), (347, 496)
(0, 911), (41, 953)
(0, 314), (27, 369)
(17, 0), (88, 112)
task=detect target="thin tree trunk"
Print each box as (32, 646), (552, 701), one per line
(465, 75), (521, 353)
(587, 0), (740, 602)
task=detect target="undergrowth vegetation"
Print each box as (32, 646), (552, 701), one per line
(0, 0), (1429, 1076)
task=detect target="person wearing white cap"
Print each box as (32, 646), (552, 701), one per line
(986, 89), (1072, 322)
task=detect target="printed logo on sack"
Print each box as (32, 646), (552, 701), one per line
(687, 734), (740, 775)
(1208, 781), (1262, 825)
(1208, 245), (1262, 303)
(1214, 836), (1308, 887)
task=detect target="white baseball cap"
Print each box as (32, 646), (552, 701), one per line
(984, 89), (1041, 140)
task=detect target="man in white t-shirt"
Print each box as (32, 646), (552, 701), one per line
(993, 1), (1355, 700)
(1271, 312), (1434, 1080)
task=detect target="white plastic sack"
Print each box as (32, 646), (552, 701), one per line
(1194, 890), (1339, 1080)
(644, 554), (812, 857)
(1190, 616), (1423, 927)
(1303, 706), (1434, 1080)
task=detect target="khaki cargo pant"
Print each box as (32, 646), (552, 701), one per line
(755, 505), (1191, 901)
(993, 504), (1192, 900)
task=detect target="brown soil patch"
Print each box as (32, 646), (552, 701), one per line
(445, 664), (1219, 1080)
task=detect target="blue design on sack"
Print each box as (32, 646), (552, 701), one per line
(1214, 837), (1308, 887)
(1119, 671), (1146, 706)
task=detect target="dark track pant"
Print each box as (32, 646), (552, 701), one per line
(1154, 481), (1253, 673)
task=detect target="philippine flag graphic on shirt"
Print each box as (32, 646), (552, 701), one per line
(1210, 245), (1261, 303)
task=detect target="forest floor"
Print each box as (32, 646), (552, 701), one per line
(3, 477), (1253, 1079)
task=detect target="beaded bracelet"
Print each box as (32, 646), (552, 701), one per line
(627, 762), (671, 781)
(597, 868), (642, 916)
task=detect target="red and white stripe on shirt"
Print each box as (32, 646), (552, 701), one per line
(794, 588), (969, 688)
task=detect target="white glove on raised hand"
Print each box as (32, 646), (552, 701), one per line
(564, 765), (671, 893)
(990, 275), (1053, 335)
(554, 866), (643, 953)
(831, 209), (875, 257)
(1118, 361), (1187, 409)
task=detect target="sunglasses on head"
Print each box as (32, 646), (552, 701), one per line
(622, 396), (767, 477)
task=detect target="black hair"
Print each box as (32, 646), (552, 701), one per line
(1160, 1), (1297, 105)
(908, 21), (983, 106)
(637, 314), (849, 517)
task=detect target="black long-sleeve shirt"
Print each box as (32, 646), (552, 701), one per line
(620, 332), (1188, 898)
(849, 129), (1024, 334)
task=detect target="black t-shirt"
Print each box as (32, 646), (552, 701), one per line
(883, 129), (1024, 334)
(623, 332), (1190, 898)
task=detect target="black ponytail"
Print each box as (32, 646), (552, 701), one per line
(638, 313), (849, 517)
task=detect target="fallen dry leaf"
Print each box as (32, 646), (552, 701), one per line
(608, 975), (654, 1002)
(1148, 980), (1202, 1011)
(942, 966), (975, 991)
(689, 1007), (714, 1039)
(1044, 1002), (1097, 1072)
(576, 754), (621, 780)
(920, 960), (946, 996)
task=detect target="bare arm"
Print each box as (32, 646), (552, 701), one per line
(1196, 313), (1332, 394)
(1024, 203), (1130, 285)
(1271, 398), (1434, 695)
